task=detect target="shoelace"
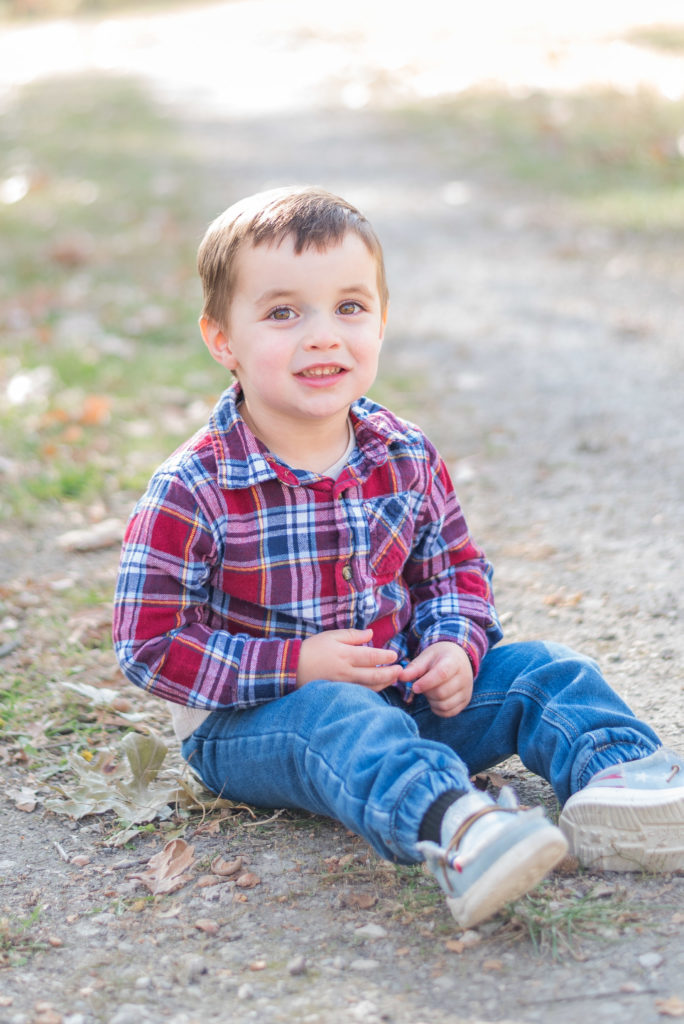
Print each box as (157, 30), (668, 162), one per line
(441, 804), (520, 880)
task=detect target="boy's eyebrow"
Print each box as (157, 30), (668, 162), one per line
(256, 284), (377, 305)
(256, 288), (298, 305)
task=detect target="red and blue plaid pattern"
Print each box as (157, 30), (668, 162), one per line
(113, 385), (502, 711)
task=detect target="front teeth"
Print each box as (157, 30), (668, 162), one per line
(302, 367), (342, 377)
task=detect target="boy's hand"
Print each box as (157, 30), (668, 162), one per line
(399, 642), (473, 717)
(296, 629), (401, 690)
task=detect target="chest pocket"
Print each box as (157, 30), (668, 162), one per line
(364, 493), (415, 584)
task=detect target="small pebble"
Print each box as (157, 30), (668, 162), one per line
(110, 1006), (149, 1024)
(354, 923), (387, 940)
(460, 929), (482, 948)
(638, 952), (664, 970)
(176, 954), (207, 984)
(349, 958), (380, 971)
(350, 1000), (379, 1021)
(288, 955), (308, 976)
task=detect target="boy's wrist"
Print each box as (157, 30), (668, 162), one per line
(419, 637), (478, 676)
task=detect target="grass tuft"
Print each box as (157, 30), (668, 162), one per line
(503, 880), (642, 959)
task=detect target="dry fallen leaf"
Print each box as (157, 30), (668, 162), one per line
(194, 820), (222, 836)
(129, 839), (196, 895)
(445, 939), (465, 954)
(196, 875), (222, 889)
(544, 589), (583, 607)
(341, 891), (377, 910)
(194, 919), (219, 935)
(33, 1003), (62, 1024)
(471, 770), (508, 791)
(46, 732), (176, 827)
(235, 872), (261, 889)
(5, 785), (38, 812)
(66, 607), (113, 647)
(554, 854), (581, 875)
(79, 394), (112, 426)
(211, 855), (244, 877)
(656, 996), (684, 1019)
(57, 518), (124, 553)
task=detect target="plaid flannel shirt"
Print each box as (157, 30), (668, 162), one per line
(113, 385), (502, 715)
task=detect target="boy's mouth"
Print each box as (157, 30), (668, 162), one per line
(298, 366), (346, 378)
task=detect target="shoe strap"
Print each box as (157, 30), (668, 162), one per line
(445, 804), (519, 865)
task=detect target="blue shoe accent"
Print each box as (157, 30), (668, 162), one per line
(559, 748), (684, 872)
(418, 786), (568, 928)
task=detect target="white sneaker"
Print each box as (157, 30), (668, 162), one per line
(559, 747), (684, 872)
(418, 787), (568, 929)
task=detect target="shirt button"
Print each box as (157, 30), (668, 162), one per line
(341, 564), (353, 581)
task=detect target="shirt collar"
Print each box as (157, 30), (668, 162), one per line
(208, 382), (418, 490)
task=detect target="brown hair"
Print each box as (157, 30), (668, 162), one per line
(197, 186), (389, 326)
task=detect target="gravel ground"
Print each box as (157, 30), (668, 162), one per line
(2, 5), (684, 1023)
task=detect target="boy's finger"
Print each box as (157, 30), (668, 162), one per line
(411, 665), (456, 694)
(354, 665), (403, 688)
(398, 651), (431, 682)
(352, 645), (398, 666)
(337, 628), (374, 646)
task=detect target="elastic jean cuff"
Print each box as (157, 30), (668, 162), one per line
(572, 736), (661, 794)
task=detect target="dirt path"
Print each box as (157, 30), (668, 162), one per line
(2, 4), (684, 1023)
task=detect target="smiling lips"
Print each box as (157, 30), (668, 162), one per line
(298, 365), (346, 378)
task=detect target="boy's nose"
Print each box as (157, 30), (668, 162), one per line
(302, 314), (342, 349)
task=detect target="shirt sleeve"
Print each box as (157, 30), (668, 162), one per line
(403, 446), (503, 675)
(112, 467), (301, 710)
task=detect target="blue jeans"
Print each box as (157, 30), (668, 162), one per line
(181, 641), (660, 863)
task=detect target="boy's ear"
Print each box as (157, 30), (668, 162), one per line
(379, 305), (388, 342)
(199, 316), (237, 371)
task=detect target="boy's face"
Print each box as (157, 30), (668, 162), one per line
(201, 232), (387, 449)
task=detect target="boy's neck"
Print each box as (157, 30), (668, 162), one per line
(239, 402), (353, 475)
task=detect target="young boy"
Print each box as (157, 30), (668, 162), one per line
(113, 186), (684, 929)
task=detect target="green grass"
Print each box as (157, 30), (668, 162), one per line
(0, 75), (222, 522)
(504, 881), (642, 959)
(0, 908), (48, 967)
(0, 0), (208, 21)
(624, 24), (684, 54)
(392, 863), (443, 916)
(413, 86), (684, 231)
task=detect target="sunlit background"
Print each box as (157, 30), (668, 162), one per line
(2, 0), (684, 115)
(2, 0), (683, 535)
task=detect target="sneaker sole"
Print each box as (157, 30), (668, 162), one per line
(559, 786), (684, 872)
(445, 826), (568, 929)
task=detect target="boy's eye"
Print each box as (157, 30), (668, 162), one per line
(268, 307), (294, 321)
(338, 301), (362, 315)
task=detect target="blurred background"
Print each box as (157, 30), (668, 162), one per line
(2, 0), (683, 517)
